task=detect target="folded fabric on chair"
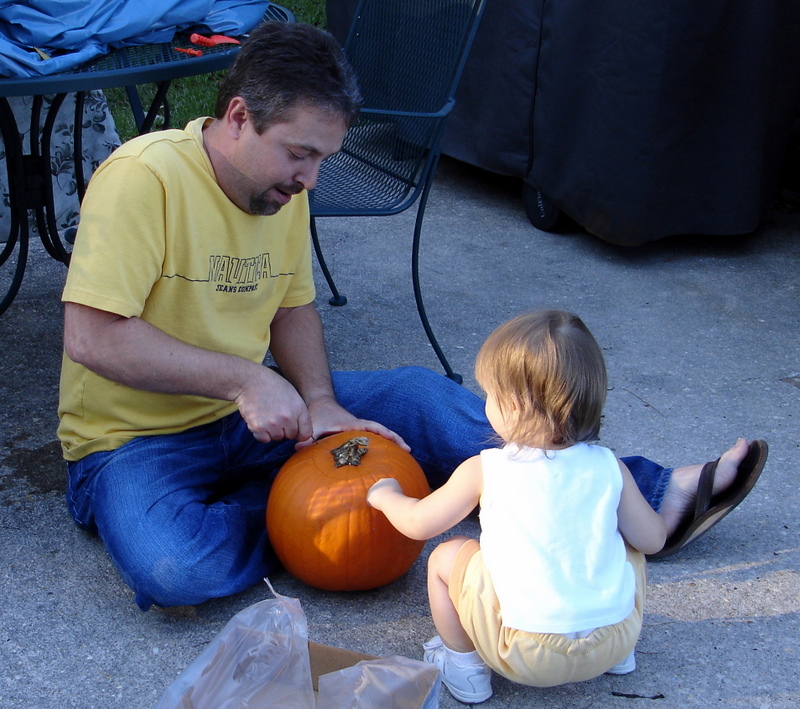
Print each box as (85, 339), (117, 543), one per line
(0, 0), (270, 78)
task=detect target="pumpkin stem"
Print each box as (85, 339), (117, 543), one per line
(330, 436), (370, 467)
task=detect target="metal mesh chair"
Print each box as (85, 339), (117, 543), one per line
(309, 0), (487, 382)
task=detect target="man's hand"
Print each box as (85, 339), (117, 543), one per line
(234, 368), (313, 443)
(297, 394), (409, 451)
(269, 304), (408, 450)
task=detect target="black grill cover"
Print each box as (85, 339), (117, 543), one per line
(327, 0), (800, 244)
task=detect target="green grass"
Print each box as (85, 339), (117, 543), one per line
(286, 0), (327, 27)
(105, 1), (326, 141)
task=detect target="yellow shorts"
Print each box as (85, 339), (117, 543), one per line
(448, 539), (647, 687)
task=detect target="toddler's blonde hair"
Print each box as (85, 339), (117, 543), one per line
(474, 310), (607, 447)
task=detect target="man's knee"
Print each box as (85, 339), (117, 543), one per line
(129, 553), (274, 610)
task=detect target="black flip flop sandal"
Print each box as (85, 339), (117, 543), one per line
(647, 440), (768, 560)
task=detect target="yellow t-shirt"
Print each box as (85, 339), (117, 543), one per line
(58, 117), (315, 461)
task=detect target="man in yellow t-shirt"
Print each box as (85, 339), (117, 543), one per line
(57, 22), (765, 611)
(59, 22), (494, 610)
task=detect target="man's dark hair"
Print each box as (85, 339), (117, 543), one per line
(215, 22), (361, 132)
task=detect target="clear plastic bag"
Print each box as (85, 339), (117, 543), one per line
(155, 579), (315, 709)
(317, 655), (441, 709)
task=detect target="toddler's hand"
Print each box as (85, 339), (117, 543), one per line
(366, 478), (402, 508)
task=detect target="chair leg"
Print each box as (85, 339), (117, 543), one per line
(310, 216), (347, 306)
(411, 173), (462, 384)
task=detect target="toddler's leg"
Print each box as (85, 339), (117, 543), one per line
(425, 537), (493, 703)
(427, 537), (476, 652)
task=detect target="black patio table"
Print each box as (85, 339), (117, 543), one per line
(0, 3), (294, 316)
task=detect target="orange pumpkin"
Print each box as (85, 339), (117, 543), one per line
(266, 430), (430, 591)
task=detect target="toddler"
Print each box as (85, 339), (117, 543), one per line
(367, 310), (666, 703)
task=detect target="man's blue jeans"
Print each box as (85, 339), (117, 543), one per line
(65, 366), (671, 610)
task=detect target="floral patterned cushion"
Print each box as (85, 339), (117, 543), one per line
(0, 90), (121, 242)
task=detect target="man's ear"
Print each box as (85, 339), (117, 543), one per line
(225, 96), (248, 138)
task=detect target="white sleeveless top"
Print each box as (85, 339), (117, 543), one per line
(479, 443), (635, 634)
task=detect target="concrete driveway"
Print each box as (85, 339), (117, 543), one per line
(1, 156), (798, 708)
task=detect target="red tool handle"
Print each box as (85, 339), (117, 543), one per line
(174, 47), (203, 57)
(190, 33), (241, 47)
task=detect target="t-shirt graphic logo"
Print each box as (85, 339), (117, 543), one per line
(207, 252), (294, 293)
